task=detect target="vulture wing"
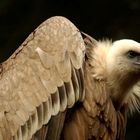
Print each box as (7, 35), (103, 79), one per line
(0, 16), (85, 140)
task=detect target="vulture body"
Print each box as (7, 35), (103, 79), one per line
(0, 16), (140, 140)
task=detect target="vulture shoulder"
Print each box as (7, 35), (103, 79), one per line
(0, 16), (85, 140)
(61, 35), (128, 140)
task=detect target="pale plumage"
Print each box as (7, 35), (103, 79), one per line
(0, 16), (140, 140)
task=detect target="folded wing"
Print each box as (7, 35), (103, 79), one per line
(0, 16), (85, 140)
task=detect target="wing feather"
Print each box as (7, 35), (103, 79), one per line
(51, 89), (60, 116)
(58, 85), (67, 112)
(42, 99), (52, 124)
(64, 81), (75, 108)
(71, 67), (80, 102)
(0, 16), (85, 139)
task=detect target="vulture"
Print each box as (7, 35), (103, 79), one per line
(0, 16), (140, 140)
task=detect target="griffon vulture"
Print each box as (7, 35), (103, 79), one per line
(0, 16), (140, 140)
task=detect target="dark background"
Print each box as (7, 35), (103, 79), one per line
(0, 0), (140, 139)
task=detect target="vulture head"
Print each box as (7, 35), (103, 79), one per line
(87, 37), (140, 112)
(107, 39), (140, 111)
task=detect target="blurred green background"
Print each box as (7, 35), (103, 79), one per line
(0, 0), (140, 139)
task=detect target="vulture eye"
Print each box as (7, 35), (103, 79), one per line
(127, 50), (139, 58)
